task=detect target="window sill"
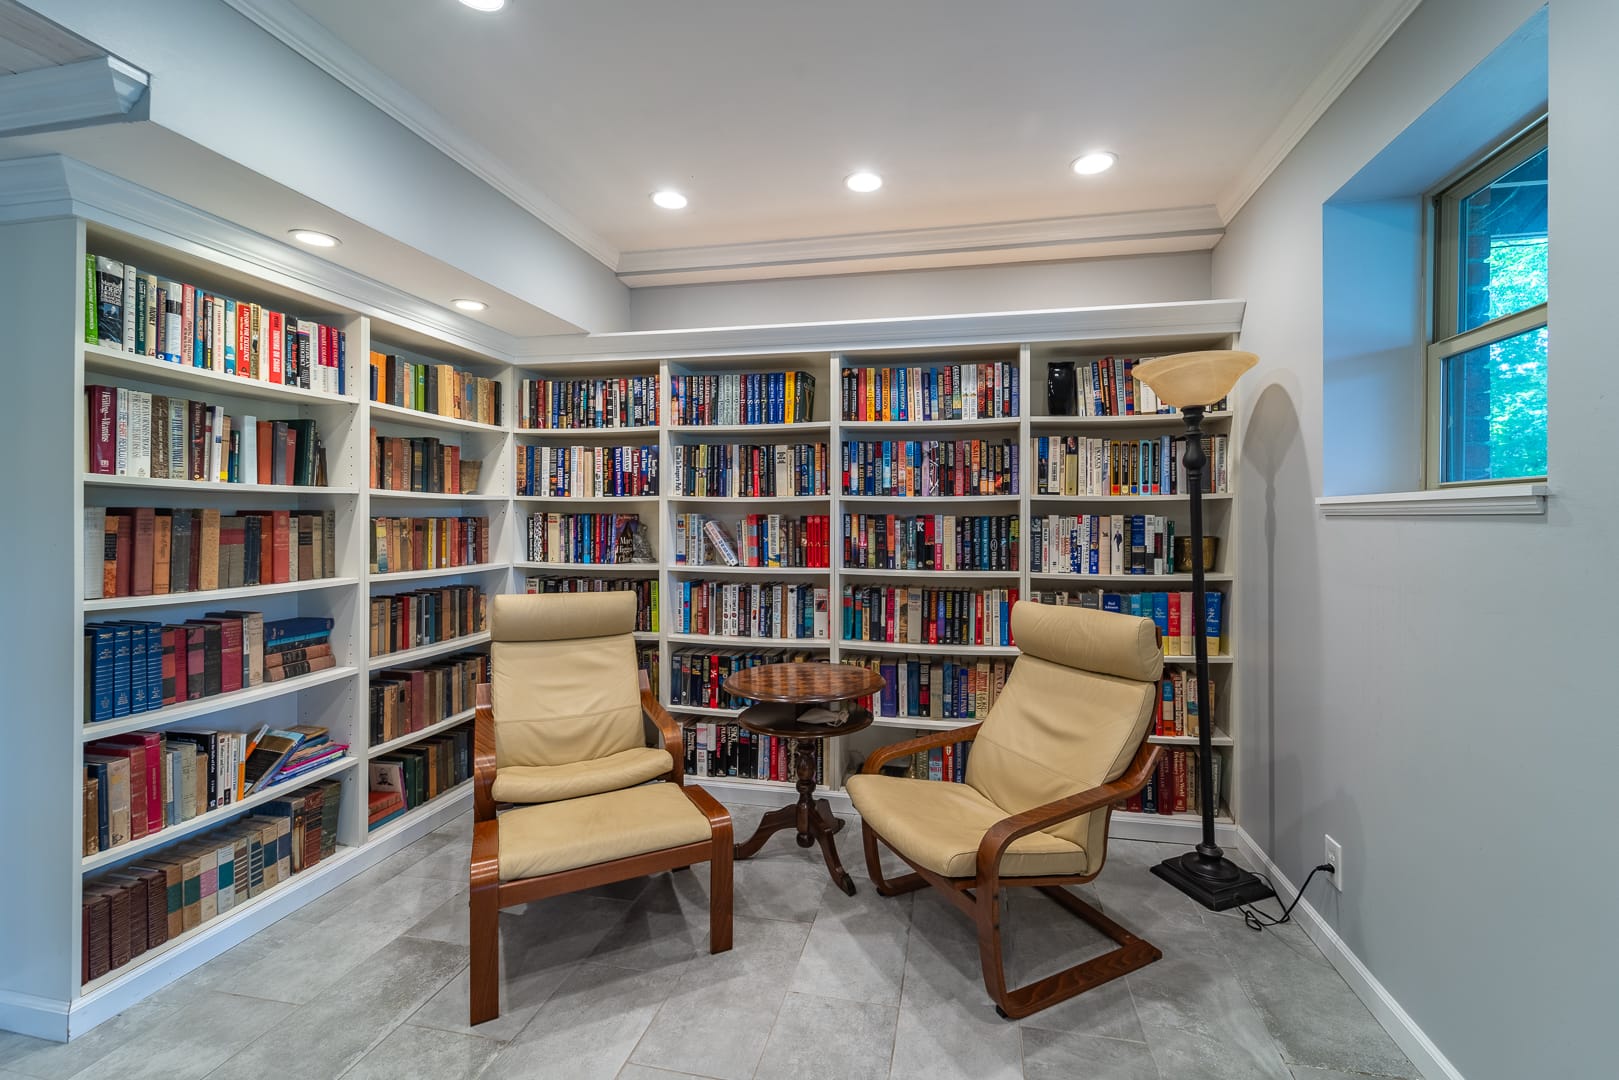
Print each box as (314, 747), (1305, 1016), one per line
(1317, 482), (1548, 518)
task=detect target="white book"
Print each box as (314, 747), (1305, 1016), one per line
(83, 506), (106, 599)
(114, 387), (129, 476)
(128, 390), (151, 478)
(167, 398), (187, 479)
(121, 263), (136, 353)
(208, 404), (225, 482)
(162, 280), (183, 364)
(239, 416), (257, 485)
(143, 273), (159, 357)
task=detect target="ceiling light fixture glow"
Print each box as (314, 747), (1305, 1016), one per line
(845, 171), (883, 193)
(458, 0), (507, 12)
(651, 190), (688, 210)
(452, 299), (488, 312)
(289, 229), (339, 248)
(1071, 151), (1117, 176)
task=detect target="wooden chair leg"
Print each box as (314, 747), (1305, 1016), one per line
(862, 821), (927, 897)
(468, 880), (500, 1025)
(709, 813), (733, 953)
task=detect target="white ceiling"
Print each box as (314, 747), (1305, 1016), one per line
(265, 0), (1408, 278)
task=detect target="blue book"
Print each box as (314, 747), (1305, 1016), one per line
(1009, 367), (1019, 417)
(1205, 592), (1225, 653)
(122, 621), (147, 713)
(143, 623), (162, 710)
(1152, 593), (1170, 643)
(88, 625), (116, 721)
(109, 623), (132, 718)
(337, 329), (346, 396)
(1130, 516), (1146, 574)
(1102, 593), (1123, 614)
(85, 761), (110, 851)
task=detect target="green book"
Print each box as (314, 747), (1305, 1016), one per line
(84, 253), (97, 344)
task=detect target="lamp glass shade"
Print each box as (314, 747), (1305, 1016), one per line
(1133, 350), (1258, 408)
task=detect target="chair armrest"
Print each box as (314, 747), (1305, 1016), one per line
(473, 682), (497, 823)
(975, 739), (1160, 884)
(640, 688), (685, 785)
(861, 724), (982, 775)
(470, 816), (500, 893)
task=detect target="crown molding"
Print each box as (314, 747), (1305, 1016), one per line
(514, 298), (1245, 363)
(1216, 0), (1423, 222)
(616, 206), (1224, 287)
(218, 0), (620, 271)
(0, 55), (147, 137)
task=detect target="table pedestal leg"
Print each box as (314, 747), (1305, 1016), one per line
(732, 736), (857, 895)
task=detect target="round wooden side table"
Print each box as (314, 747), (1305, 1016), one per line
(722, 661), (884, 896)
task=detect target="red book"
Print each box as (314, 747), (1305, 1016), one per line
(187, 400), (208, 481)
(271, 510), (291, 583)
(267, 311), (284, 384)
(184, 625), (206, 700)
(112, 512), (134, 597)
(181, 285), (196, 368)
(1156, 753), (1175, 815)
(131, 507), (156, 597)
(1166, 594), (1181, 656)
(87, 386), (116, 474)
(256, 422), (273, 485)
(89, 742), (148, 839)
(319, 324), (332, 392)
(166, 626), (187, 704)
(282, 426), (296, 486)
(96, 733), (164, 835)
(207, 616), (244, 694)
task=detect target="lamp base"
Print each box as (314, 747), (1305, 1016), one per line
(1151, 851), (1276, 912)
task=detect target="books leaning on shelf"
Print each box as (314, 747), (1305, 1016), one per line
(1066, 355), (1231, 418)
(81, 777), (342, 984)
(86, 254), (346, 393)
(369, 724), (474, 830)
(517, 374), (659, 430)
(371, 431), (478, 494)
(368, 351), (501, 425)
(515, 444), (660, 498)
(1155, 668), (1210, 738)
(523, 577), (658, 633)
(841, 438), (1019, 497)
(370, 516), (490, 574)
(525, 512), (653, 565)
(1119, 747), (1222, 816)
(669, 442), (829, 498)
(372, 654), (488, 744)
(673, 513), (832, 568)
(846, 654), (1013, 721)
(840, 360), (1019, 421)
(1029, 588), (1225, 657)
(669, 648), (822, 711)
(842, 512), (1019, 572)
(841, 585), (1017, 647)
(675, 580), (830, 641)
(1032, 434), (1229, 496)
(84, 506), (337, 601)
(670, 371), (818, 426)
(1030, 514), (1183, 577)
(682, 720), (823, 784)
(86, 387), (327, 486)
(370, 584), (487, 657)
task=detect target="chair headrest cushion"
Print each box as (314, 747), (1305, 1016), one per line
(492, 590), (637, 643)
(1010, 601), (1162, 683)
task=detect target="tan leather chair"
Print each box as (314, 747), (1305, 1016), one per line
(468, 591), (732, 1025)
(847, 601), (1164, 1019)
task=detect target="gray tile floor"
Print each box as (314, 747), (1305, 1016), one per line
(0, 801), (1419, 1080)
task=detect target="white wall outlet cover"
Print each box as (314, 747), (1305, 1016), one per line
(1325, 834), (1344, 891)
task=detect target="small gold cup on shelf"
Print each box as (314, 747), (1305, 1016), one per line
(1173, 537), (1219, 573)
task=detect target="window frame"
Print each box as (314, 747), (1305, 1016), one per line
(1424, 118), (1548, 489)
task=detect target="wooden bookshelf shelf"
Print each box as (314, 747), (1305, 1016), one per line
(1164, 653), (1234, 665)
(1027, 571), (1235, 585)
(82, 344), (355, 406)
(1149, 728), (1233, 747)
(368, 563), (506, 584)
(83, 576), (358, 613)
(79, 665), (360, 742)
(515, 561), (659, 574)
(1027, 411), (1233, 431)
(870, 714), (976, 731)
(1028, 492), (1233, 504)
(514, 494), (660, 504)
(368, 489), (509, 503)
(840, 417), (1022, 432)
(365, 780), (473, 837)
(666, 563), (830, 577)
(83, 475), (352, 496)
(667, 494), (831, 504)
(668, 704), (744, 718)
(840, 640), (1020, 657)
(667, 632), (832, 649)
(366, 400), (505, 434)
(839, 494), (1022, 506)
(369, 709), (476, 758)
(667, 421), (831, 437)
(513, 426), (657, 441)
(837, 566), (1019, 580)
(368, 630), (491, 672)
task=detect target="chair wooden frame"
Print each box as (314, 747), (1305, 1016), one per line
(860, 725), (1162, 1019)
(468, 680), (733, 1025)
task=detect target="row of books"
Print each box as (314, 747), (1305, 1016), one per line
(848, 655), (1012, 721)
(86, 506), (339, 601)
(1029, 589), (1226, 656)
(667, 648), (822, 711)
(1029, 514), (1178, 577)
(514, 443), (660, 498)
(842, 513), (1019, 572)
(1120, 747), (1223, 816)
(670, 371), (819, 426)
(638, 644), (659, 695)
(1032, 434), (1230, 496)
(369, 725), (473, 829)
(516, 375), (660, 430)
(841, 439), (1021, 497)
(840, 361), (1019, 422)
(683, 721), (824, 784)
(522, 576), (659, 633)
(87, 255), (347, 394)
(841, 585), (1018, 647)
(85, 615), (334, 722)
(371, 654), (488, 745)
(371, 432), (482, 495)
(672, 514), (833, 568)
(887, 736), (973, 783)
(1155, 668), (1207, 738)
(368, 351), (501, 425)
(525, 512), (651, 565)
(84, 724), (345, 854)
(669, 442), (829, 498)
(1060, 357), (1228, 418)
(674, 581), (831, 641)
(86, 387), (325, 486)
(369, 515), (491, 574)
(81, 778), (341, 984)
(370, 585), (487, 658)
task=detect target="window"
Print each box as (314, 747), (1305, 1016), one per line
(1428, 120), (1547, 485)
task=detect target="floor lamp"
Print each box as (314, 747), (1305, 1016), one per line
(1134, 350), (1276, 911)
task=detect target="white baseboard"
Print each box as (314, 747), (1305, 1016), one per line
(0, 990), (69, 1042)
(1233, 828), (1465, 1080)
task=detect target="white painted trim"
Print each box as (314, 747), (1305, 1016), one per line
(0, 990), (69, 1043)
(514, 298), (1246, 362)
(1317, 482), (1547, 517)
(218, 0), (619, 270)
(0, 55), (148, 136)
(1234, 827), (1466, 1080)
(1216, 0), (1424, 222)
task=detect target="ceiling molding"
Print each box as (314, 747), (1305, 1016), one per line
(0, 56), (147, 137)
(514, 298), (1245, 363)
(1216, 0), (1423, 222)
(616, 206), (1225, 287)
(219, 0), (621, 271)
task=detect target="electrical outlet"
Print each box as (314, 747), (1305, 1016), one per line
(1324, 835), (1344, 891)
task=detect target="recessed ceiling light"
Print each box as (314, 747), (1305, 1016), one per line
(845, 171), (883, 193)
(651, 190), (688, 210)
(458, 0), (506, 11)
(289, 229), (339, 248)
(1071, 152), (1117, 176)
(452, 298), (487, 313)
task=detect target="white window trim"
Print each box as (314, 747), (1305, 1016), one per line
(1317, 481), (1547, 517)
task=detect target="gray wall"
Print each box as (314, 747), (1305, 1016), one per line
(1213, 1), (1615, 1077)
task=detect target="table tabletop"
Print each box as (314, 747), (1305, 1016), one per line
(723, 661), (885, 705)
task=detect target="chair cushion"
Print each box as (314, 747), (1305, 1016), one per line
(846, 773), (1088, 879)
(1011, 600), (1162, 682)
(491, 747), (672, 804)
(497, 782), (712, 881)
(492, 590), (636, 643)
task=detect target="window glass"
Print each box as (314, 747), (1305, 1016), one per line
(1455, 146), (1547, 334)
(1441, 325), (1547, 482)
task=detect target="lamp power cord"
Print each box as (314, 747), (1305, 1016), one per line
(1239, 862), (1335, 932)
